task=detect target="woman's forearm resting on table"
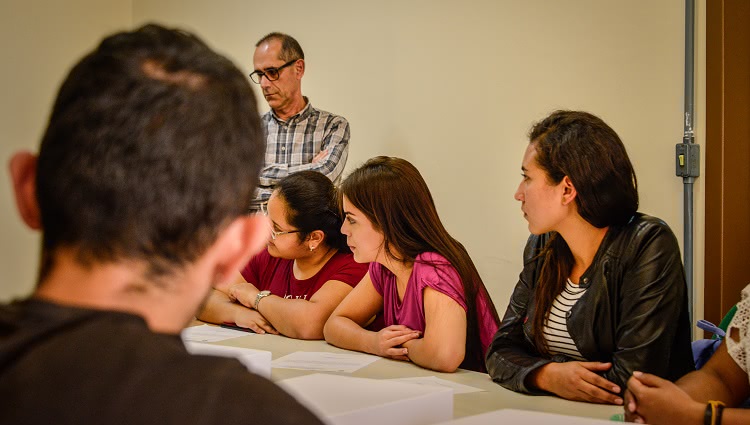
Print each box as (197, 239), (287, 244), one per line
(196, 289), (242, 324)
(323, 315), (377, 353)
(256, 281), (353, 340)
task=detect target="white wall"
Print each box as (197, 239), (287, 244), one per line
(0, 0), (132, 300)
(1, 1), (707, 322)
(131, 0), (706, 314)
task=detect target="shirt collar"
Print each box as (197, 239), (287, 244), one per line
(270, 97), (313, 123)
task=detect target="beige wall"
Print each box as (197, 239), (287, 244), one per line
(0, 0), (132, 300)
(131, 0), (707, 315)
(1, 0), (707, 324)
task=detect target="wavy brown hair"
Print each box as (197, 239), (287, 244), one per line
(340, 156), (500, 370)
(528, 110), (639, 355)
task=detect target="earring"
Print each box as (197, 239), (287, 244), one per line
(309, 245), (315, 251)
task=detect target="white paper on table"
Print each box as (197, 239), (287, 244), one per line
(434, 408), (616, 425)
(181, 324), (253, 342)
(183, 341), (272, 378)
(272, 351), (380, 373)
(388, 376), (483, 394)
(280, 373), (453, 425)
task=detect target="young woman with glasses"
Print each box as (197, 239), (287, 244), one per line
(198, 171), (368, 339)
(485, 110), (694, 404)
(323, 156), (500, 373)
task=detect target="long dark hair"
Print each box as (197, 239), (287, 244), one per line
(528, 110), (639, 355)
(340, 156), (500, 369)
(275, 171), (348, 252)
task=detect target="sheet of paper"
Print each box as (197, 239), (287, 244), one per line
(280, 374), (453, 425)
(389, 376), (483, 394)
(181, 324), (253, 342)
(183, 341), (272, 378)
(272, 351), (380, 373)
(436, 409), (616, 425)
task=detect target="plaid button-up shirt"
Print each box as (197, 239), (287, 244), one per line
(251, 99), (350, 210)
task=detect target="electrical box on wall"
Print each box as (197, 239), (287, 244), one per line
(675, 143), (700, 178)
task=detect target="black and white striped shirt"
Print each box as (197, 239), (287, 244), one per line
(542, 279), (587, 360)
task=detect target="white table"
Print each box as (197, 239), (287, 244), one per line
(202, 327), (623, 421)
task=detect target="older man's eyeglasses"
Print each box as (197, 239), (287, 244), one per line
(249, 59), (298, 84)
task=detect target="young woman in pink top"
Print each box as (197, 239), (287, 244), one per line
(324, 156), (500, 372)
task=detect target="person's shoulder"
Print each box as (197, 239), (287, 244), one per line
(307, 102), (349, 123)
(196, 357), (323, 424)
(629, 212), (673, 230)
(415, 251), (450, 265)
(412, 252), (465, 296)
(414, 252), (458, 278)
(132, 349), (319, 424)
(321, 251), (368, 285)
(328, 250), (357, 265)
(260, 109), (273, 121)
(328, 251), (367, 269)
(118, 334), (278, 407)
(617, 212), (677, 242)
(0, 306), (318, 425)
(522, 233), (550, 262)
(607, 212), (680, 262)
(368, 261), (391, 288)
(252, 248), (288, 267)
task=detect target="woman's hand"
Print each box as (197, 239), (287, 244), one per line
(531, 361), (623, 404)
(226, 282), (259, 309)
(625, 371), (704, 424)
(368, 325), (420, 361)
(233, 309), (278, 335)
(622, 388), (645, 423)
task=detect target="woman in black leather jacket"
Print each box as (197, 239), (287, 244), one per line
(485, 110), (694, 405)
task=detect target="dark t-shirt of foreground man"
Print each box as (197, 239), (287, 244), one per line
(0, 24), (323, 425)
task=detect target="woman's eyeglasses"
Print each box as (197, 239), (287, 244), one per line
(259, 202), (301, 240)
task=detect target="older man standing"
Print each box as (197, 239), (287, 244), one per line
(249, 32), (350, 211)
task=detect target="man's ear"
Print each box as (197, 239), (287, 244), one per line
(560, 175), (578, 206)
(9, 151), (41, 230)
(210, 214), (269, 287)
(295, 59), (305, 80)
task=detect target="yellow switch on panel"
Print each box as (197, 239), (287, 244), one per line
(679, 154), (685, 166)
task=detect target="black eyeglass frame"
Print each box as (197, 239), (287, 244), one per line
(249, 59), (299, 84)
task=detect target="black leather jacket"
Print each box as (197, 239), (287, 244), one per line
(485, 213), (694, 395)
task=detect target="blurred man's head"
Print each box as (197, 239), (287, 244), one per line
(9, 25), (268, 317)
(34, 24), (264, 277)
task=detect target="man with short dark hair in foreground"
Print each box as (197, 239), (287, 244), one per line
(0, 24), (323, 425)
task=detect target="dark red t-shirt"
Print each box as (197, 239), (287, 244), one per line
(240, 249), (367, 300)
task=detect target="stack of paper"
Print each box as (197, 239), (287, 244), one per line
(279, 373), (453, 425)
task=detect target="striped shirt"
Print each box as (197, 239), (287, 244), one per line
(542, 279), (587, 360)
(251, 98), (350, 210)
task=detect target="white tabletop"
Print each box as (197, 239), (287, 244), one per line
(200, 326), (623, 421)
